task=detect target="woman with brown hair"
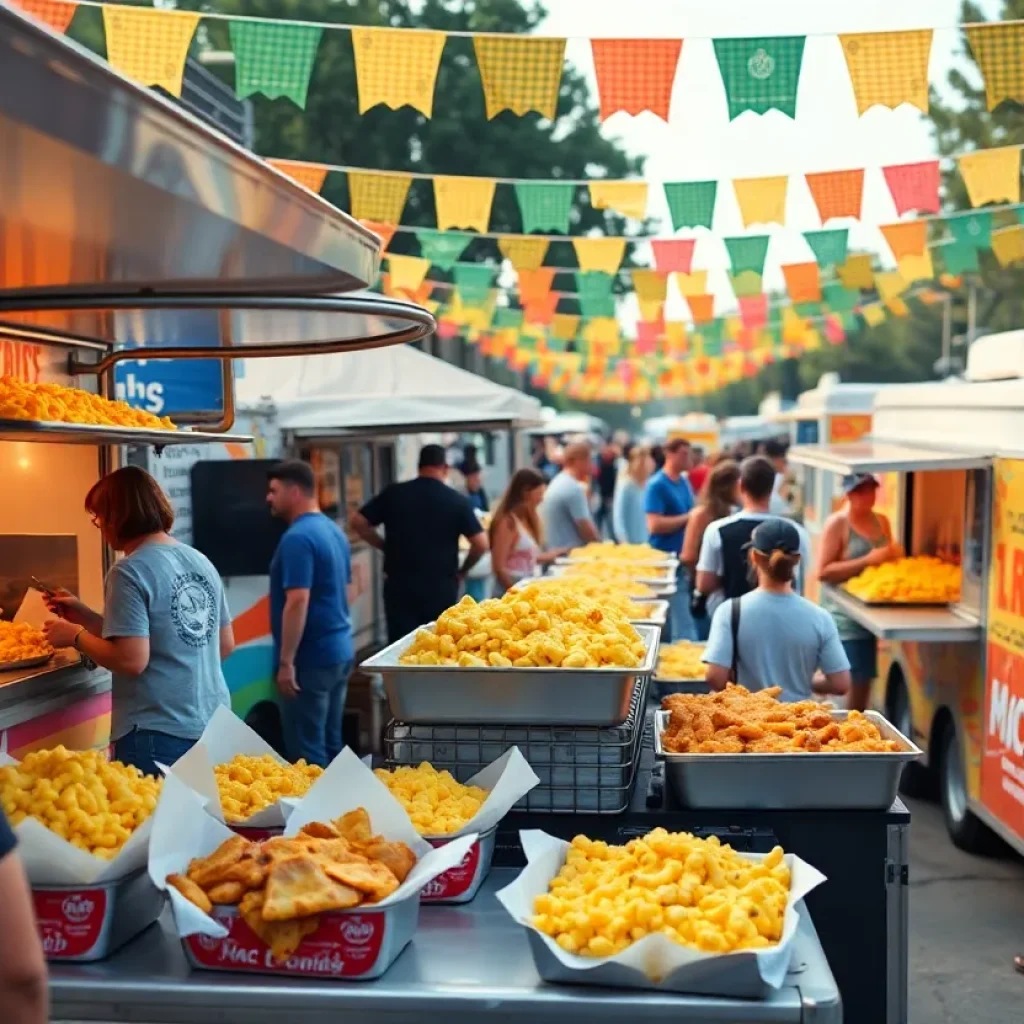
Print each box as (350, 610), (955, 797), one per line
(682, 459), (741, 639)
(489, 468), (566, 595)
(42, 466), (234, 774)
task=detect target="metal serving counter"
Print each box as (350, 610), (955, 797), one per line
(50, 870), (841, 1024)
(820, 585), (981, 643)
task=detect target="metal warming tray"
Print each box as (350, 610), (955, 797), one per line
(629, 599), (669, 627)
(363, 625), (660, 726)
(550, 561), (678, 586)
(653, 709), (922, 810)
(652, 678), (710, 698)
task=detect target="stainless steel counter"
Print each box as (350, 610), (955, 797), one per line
(821, 585), (981, 643)
(51, 870), (841, 1023)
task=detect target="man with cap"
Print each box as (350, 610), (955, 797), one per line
(703, 519), (851, 702)
(816, 473), (900, 711)
(352, 444), (489, 642)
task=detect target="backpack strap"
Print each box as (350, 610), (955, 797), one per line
(729, 597), (742, 683)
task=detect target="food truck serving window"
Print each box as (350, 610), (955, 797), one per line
(789, 442), (990, 476)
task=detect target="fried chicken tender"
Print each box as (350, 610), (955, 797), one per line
(660, 685), (901, 754)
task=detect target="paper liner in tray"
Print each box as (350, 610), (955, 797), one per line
(150, 751), (478, 940)
(495, 830), (826, 997)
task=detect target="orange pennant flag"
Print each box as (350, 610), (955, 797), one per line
(102, 7), (200, 97)
(590, 38), (683, 121)
(13, 0), (77, 33)
(732, 176), (788, 227)
(360, 220), (398, 252)
(880, 221), (928, 260)
(267, 159), (329, 194)
(958, 147), (1021, 207)
(472, 36), (566, 119)
(686, 293), (715, 324)
(782, 263), (821, 303)
(805, 168), (865, 223)
(517, 268), (557, 305)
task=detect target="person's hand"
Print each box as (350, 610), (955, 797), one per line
(43, 618), (84, 649)
(865, 545), (893, 567)
(276, 662), (300, 699)
(43, 588), (92, 626)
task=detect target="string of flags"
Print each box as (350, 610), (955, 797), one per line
(18, 0), (1024, 124)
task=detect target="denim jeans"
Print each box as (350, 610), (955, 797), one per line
(114, 728), (196, 776)
(280, 661), (353, 768)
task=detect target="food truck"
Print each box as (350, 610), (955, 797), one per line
(790, 331), (1024, 858)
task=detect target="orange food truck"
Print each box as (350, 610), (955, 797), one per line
(790, 333), (1024, 857)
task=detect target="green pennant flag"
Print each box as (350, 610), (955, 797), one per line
(580, 295), (616, 318)
(822, 280), (859, 313)
(576, 270), (613, 300)
(454, 264), (495, 305)
(946, 211), (992, 250)
(494, 307), (524, 328)
(701, 320), (724, 356)
(729, 270), (764, 297)
(230, 21), (323, 108)
(794, 301), (822, 320)
(663, 181), (718, 230)
(724, 235), (770, 275)
(515, 182), (575, 234)
(840, 311), (860, 333)
(939, 240), (980, 275)
(803, 228), (849, 269)
(417, 230), (469, 270)
(712, 36), (806, 119)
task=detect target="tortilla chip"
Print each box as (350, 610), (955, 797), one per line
(363, 840), (417, 884)
(239, 889), (319, 962)
(263, 855), (363, 921)
(320, 858), (399, 903)
(333, 808), (372, 844)
(299, 821), (340, 839)
(167, 873), (212, 914)
(219, 857), (267, 889)
(187, 835), (250, 888)
(206, 881), (247, 905)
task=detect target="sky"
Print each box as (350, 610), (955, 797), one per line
(533, 0), (985, 324)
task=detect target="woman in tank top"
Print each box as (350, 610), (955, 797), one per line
(816, 473), (900, 712)
(489, 468), (567, 596)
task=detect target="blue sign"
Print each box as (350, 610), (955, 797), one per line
(796, 419), (820, 445)
(114, 309), (225, 418)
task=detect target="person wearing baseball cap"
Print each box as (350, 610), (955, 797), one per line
(815, 472), (902, 711)
(702, 519), (851, 702)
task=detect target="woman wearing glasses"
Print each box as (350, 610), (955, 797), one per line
(42, 467), (234, 775)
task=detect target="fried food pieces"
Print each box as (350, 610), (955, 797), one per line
(0, 746), (160, 857)
(656, 640), (706, 681)
(0, 621), (53, 665)
(532, 830), (791, 957)
(374, 762), (487, 835)
(0, 375), (175, 430)
(660, 685), (900, 754)
(214, 754), (323, 822)
(399, 584), (647, 669)
(567, 542), (666, 564)
(561, 561), (671, 583)
(845, 556), (961, 604)
(518, 576), (658, 616)
(171, 807), (417, 962)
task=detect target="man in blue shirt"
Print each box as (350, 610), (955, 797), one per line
(644, 437), (696, 641)
(267, 460), (354, 767)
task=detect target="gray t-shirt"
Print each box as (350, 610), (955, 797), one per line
(104, 542), (231, 741)
(702, 590), (850, 703)
(540, 471), (594, 550)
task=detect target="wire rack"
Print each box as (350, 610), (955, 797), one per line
(383, 680), (649, 814)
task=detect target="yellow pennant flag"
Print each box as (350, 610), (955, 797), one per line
(387, 254), (431, 293)
(348, 172), (412, 224)
(673, 270), (708, 296)
(350, 27), (446, 117)
(732, 176), (788, 227)
(552, 313), (580, 342)
(861, 304), (886, 327)
(631, 269), (667, 303)
(886, 297), (910, 317)
(880, 221), (928, 260)
(958, 147), (1021, 207)
(473, 36), (566, 119)
(966, 24), (1024, 111)
(638, 299), (664, 322)
(434, 176), (496, 232)
(782, 306), (808, 344)
(589, 182), (649, 220)
(664, 321), (687, 354)
(572, 237), (627, 274)
(992, 225), (1024, 267)
(585, 317), (621, 347)
(267, 159), (329, 194)
(498, 236), (549, 271)
(874, 271), (907, 303)
(102, 7), (200, 96)
(898, 250), (934, 284)
(837, 253), (875, 290)
(838, 30), (932, 115)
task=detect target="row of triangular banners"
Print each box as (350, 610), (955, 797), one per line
(21, 1), (1024, 119)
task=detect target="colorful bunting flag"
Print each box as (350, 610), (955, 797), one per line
(861, 303), (886, 327)
(738, 294), (769, 329)
(782, 263), (821, 303)
(958, 147), (1021, 207)
(493, 307), (524, 329)
(664, 181), (718, 230)
(803, 228), (849, 268)
(874, 271), (906, 303)
(992, 225), (1024, 266)
(837, 252), (875, 290)
(472, 36), (566, 119)
(552, 313), (580, 342)
(638, 298), (665, 322)
(635, 319), (663, 355)
(266, 159), (328, 194)
(229, 21), (323, 108)
(14, 0), (77, 33)
(883, 160), (941, 215)
(417, 230), (468, 270)
(729, 270), (764, 297)
(517, 268), (556, 304)
(886, 297), (910, 317)
(673, 270), (709, 296)
(965, 24), (1024, 112)
(348, 172), (412, 224)
(524, 293), (560, 325)
(686, 293), (715, 323)
(589, 181), (649, 220)
(712, 36), (806, 119)
(838, 30), (932, 115)
(361, 220), (397, 251)
(805, 169), (865, 223)
(897, 251), (934, 283)
(454, 263), (495, 307)
(573, 237), (627, 274)
(350, 27), (446, 117)
(102, 7), (200, 97)
(590, 38), (683, 121)
(732, 176), (788, 227)
(939, 240), (980, 275)
(514, 182), (575, 233)
(434, 176), (495, 232)
(724, 235), (770, 275)
(947, 211), (993, 249)
(577, 271), (616, 317)
(386, 254), (431, 293)
(880, 221), (928, 260)
(499, 236), (549, 271)
(581, 295), (616, 318)
(631, 269), (667, 304)
(822, 280), (859, 312)
(650, 239), (695, 274)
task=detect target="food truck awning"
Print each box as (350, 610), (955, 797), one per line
(235, 345), (543, 434)
(788, 441), (991, 475)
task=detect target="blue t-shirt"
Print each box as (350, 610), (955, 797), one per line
(103, 542), (231, 742)
(643, 470), (694, 554)
(270, 513), (353, 671)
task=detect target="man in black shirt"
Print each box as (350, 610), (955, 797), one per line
(352, 444), (489, 642)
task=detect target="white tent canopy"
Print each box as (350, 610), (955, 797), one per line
(235, 344), (541, 435)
